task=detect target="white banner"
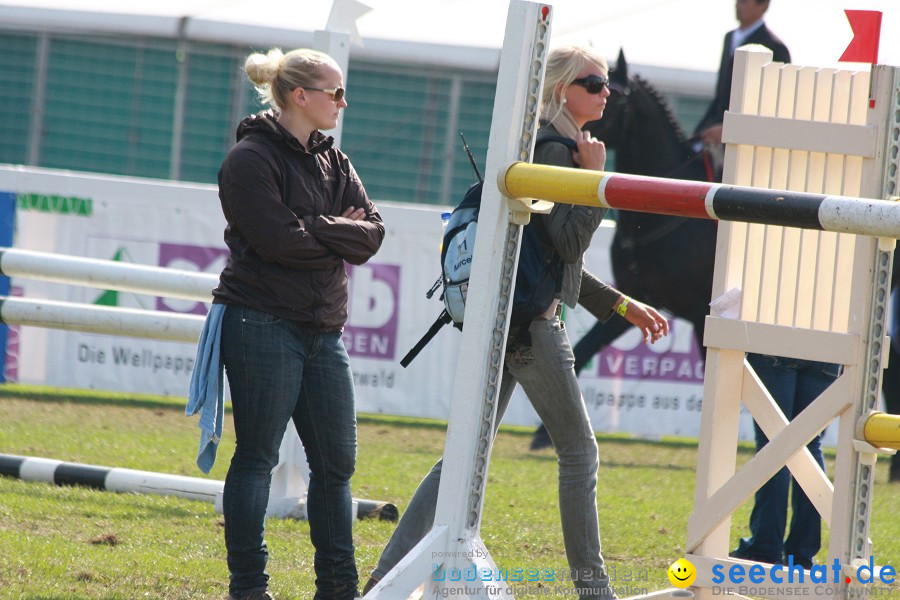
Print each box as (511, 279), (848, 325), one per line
(1, 165), (835, 445)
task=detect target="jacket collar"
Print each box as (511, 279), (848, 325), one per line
(236, 111), (335, 155)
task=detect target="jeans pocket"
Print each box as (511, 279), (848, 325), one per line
(506, 342), (534, 366)
(749, 353), (781, 369)
(241, 306), (282, 324)
(819, 362), (842, 379)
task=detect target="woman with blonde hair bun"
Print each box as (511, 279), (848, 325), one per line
(210, 46), (384, 600)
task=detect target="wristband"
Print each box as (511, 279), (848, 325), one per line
(616, 297), (630, 317)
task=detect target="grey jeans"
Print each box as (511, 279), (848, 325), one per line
(372, 316), (616, 599)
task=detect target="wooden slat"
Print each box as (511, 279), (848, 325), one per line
(740, 223), (766, 321)
(776, 67), (807, 328)
(758, 225), (783, 324)
(741, 362), (834, 523)
(811, 231), (838, 331)
(703, 317), (859, 364)
(722, 115), (876, 157)
(686, 375), (853, 552)
(793, 229), (819, 329)
(691, 349), (745, 562)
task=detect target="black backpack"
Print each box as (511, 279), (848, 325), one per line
(440, 181), (563, 328)
(400, 135), (576, 368)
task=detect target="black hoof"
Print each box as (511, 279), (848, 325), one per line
(529, 425), (553, 451)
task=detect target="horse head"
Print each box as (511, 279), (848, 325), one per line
(586, 50), (702, 181)
(582, 49), (718, 346)
(588, 49), (632, 149)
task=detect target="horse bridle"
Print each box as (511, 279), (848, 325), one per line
(662, 139), (717, 182)
(605, 81), (633, 147)
(608, 77), (717, 250)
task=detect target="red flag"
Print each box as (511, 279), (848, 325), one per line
(839, 10), (882, 63)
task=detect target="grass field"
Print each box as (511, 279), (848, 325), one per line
(0, 385), (898, 599)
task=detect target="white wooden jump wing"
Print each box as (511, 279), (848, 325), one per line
(688, 46), (898, 600)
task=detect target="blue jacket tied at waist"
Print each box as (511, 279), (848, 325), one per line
(186, 303), (225, 473)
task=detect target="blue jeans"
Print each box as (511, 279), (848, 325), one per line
(221, 305), (358, 599)
(372, 316), (615, 599)
(735, 354), (840, 568)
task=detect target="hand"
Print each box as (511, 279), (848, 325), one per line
(620, 297), (670, 345)
(572, 130), (606, 171)
(341, 206), (366, 221)
(699, 124), (724, 147)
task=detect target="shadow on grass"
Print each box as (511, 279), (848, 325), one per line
(0, 478), (216, 521)
(516, 449), (700, 472)
(0, 384), (194, 412)
(0, 383), (770, 459)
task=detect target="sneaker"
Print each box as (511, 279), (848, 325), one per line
(784, 555), (814, 570)
(227, 591), (273, 600)
(362, 577), (380, 596)
(729, 546), (781, 566)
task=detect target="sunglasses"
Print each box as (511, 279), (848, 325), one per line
(304, 86), (345, 102)
(571, 75), (609, 95)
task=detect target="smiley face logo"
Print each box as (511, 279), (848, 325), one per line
(668, 558), (696, 588)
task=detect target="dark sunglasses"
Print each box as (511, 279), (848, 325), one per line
(304, 86), (345, 102)
(571, 75), (609, 95)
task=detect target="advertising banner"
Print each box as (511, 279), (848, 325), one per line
(1, 165), (835, 444)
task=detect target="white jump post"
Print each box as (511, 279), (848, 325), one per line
(682, 49), (900, 600)
(368, 2), (551, 598)
(0, 247), (397, 522)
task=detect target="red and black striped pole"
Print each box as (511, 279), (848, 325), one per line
(499, 163), (900, 238)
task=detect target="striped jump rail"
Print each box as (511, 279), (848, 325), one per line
(499, 163), (900, 239)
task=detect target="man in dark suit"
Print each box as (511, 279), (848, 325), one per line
(702, 0), (830, 571)
(695, 0), (791, 148)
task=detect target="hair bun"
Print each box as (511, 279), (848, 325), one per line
(244, 49), (284, 86)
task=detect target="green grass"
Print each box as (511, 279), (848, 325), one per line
(0, 385), (898, 599)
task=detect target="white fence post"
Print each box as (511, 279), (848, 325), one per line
(368, 2), (551, 598)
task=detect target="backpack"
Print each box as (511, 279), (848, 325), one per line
(399, 134), (575, 368)
(441, 180), (562, 327)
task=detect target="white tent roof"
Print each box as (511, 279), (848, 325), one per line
(2, 0), (899, 93)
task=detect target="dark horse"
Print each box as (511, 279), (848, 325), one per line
(581, 51), (717, 362)
(530, 51), (718, 448)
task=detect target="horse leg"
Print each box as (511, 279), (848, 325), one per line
(530, 317), (632, 450)
(573, 317), (632, 375)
